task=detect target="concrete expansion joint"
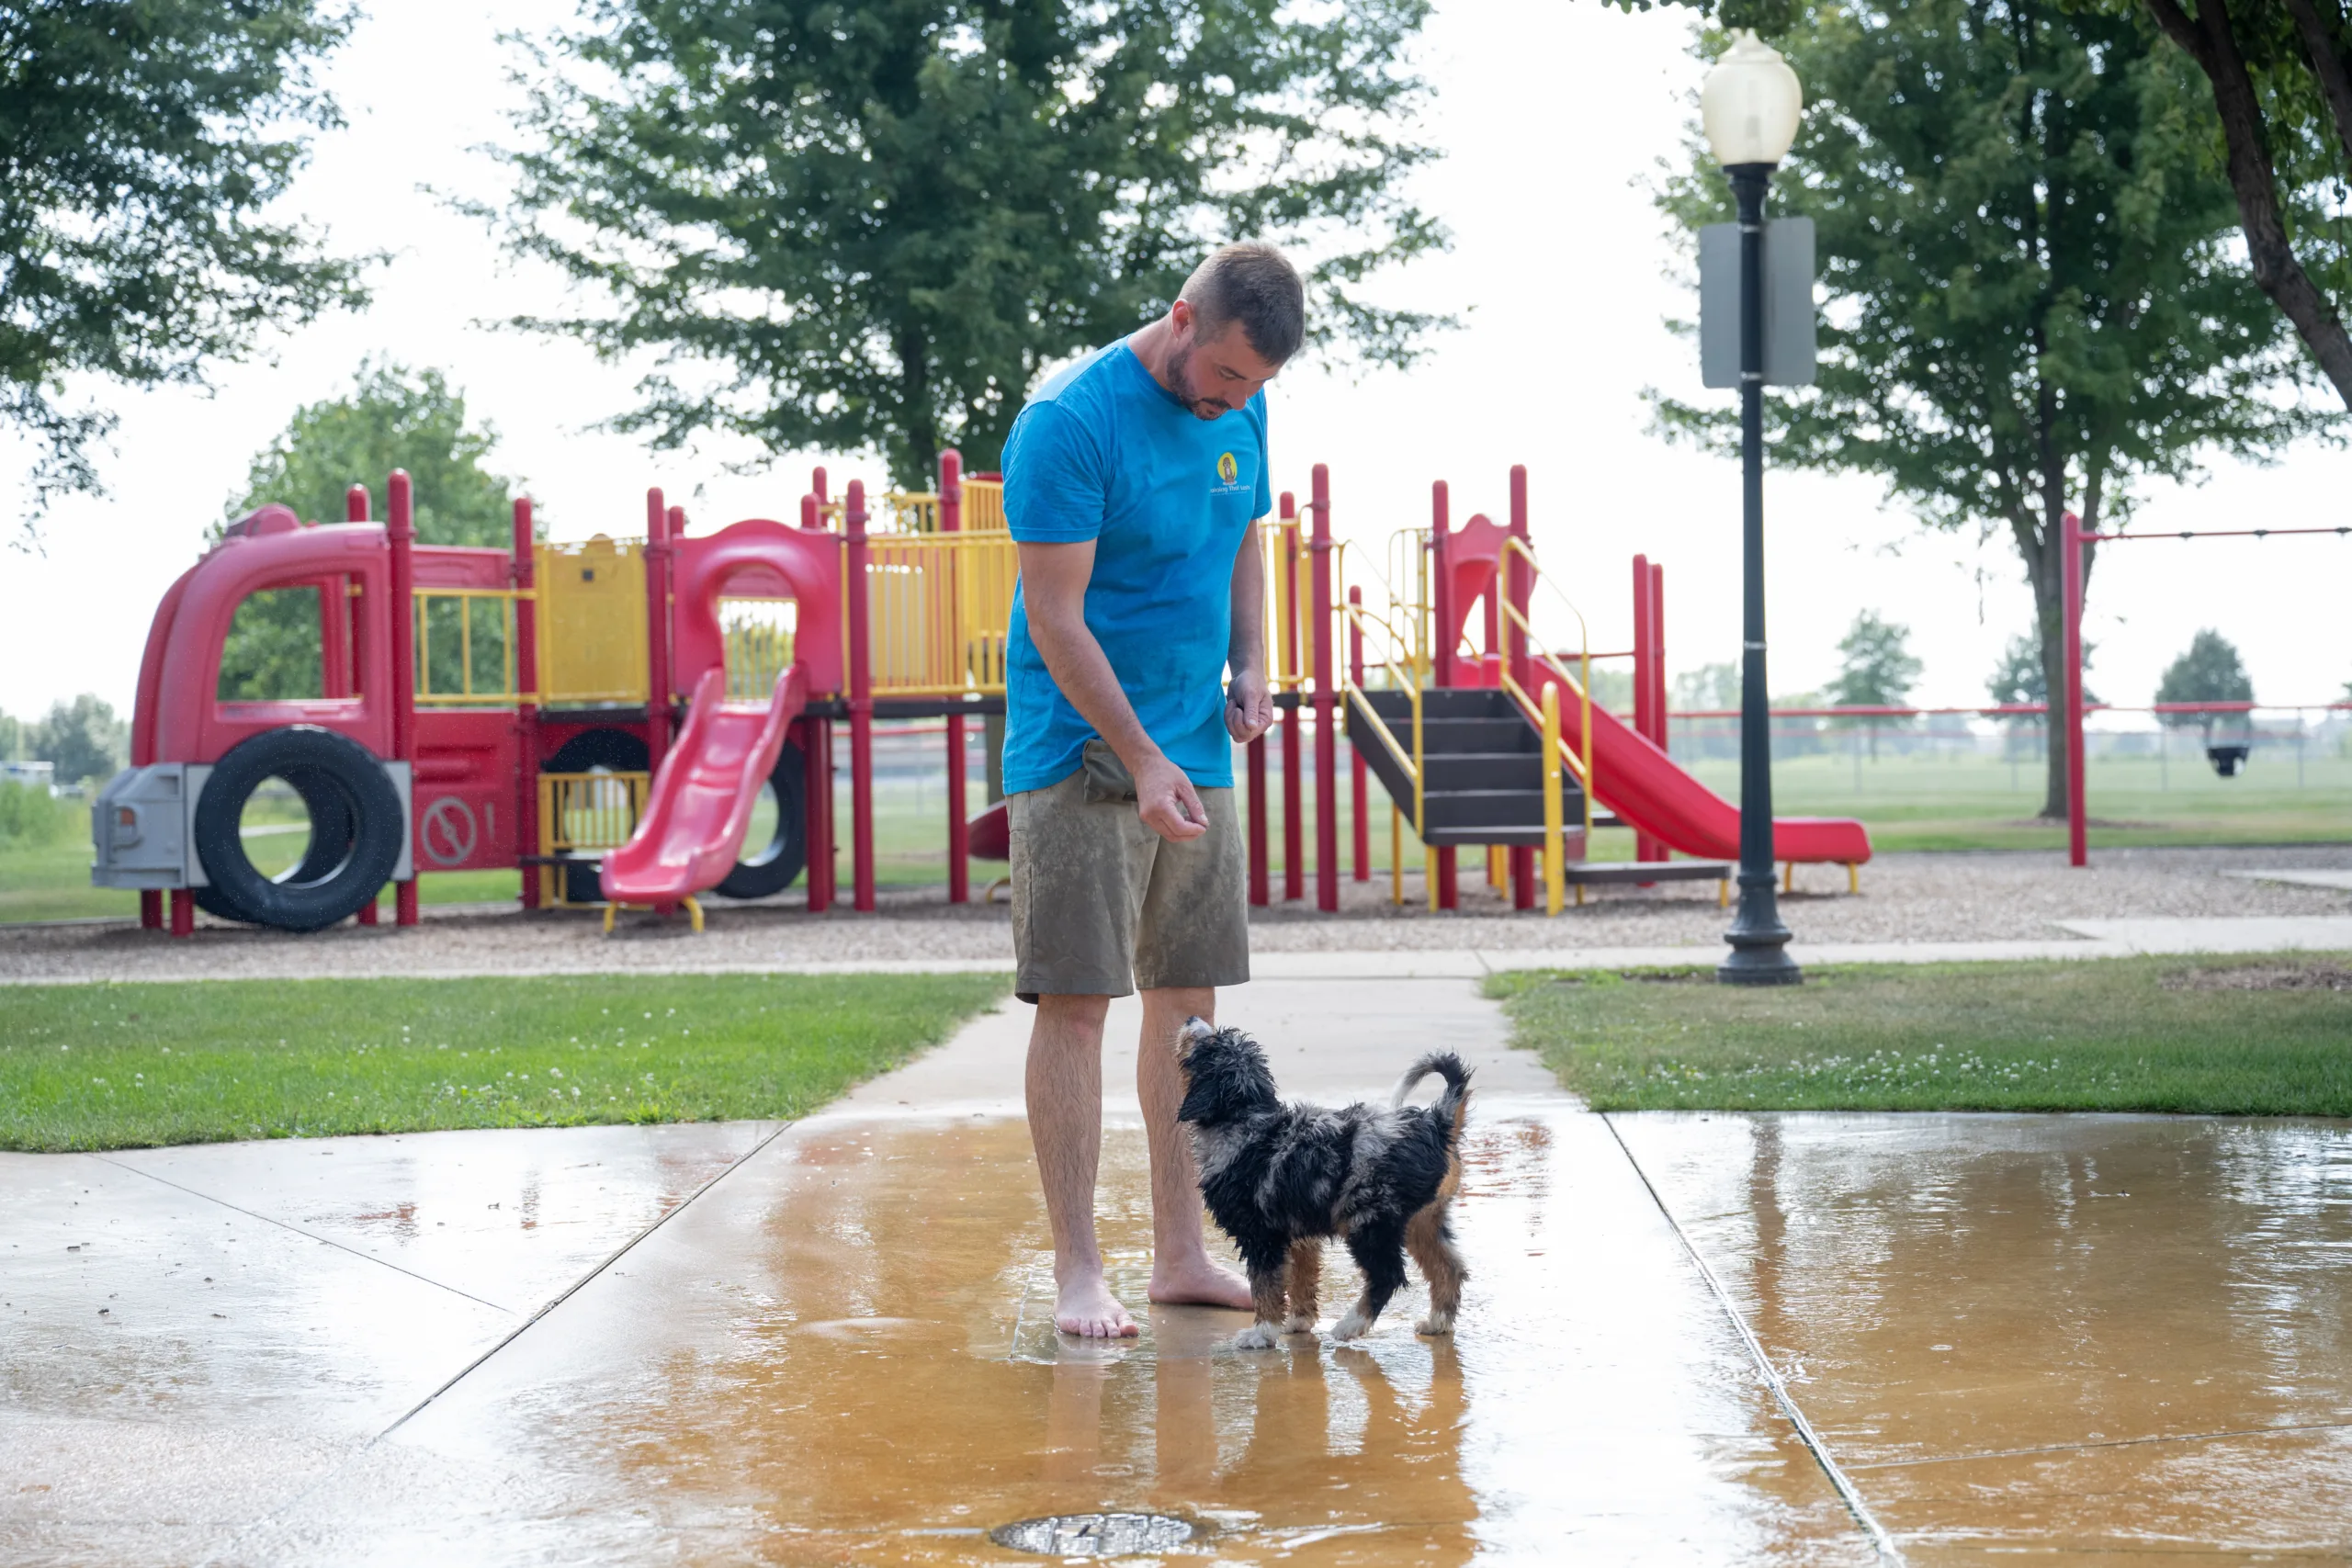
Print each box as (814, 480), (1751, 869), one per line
(88, 1151), (514, 1315)
(1599, 1113), (1906, 1564)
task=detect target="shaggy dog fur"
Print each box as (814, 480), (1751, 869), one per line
(1176, 1017), (1471, 1349)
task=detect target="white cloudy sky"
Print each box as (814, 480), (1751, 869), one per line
(4, 0), (2347, 726)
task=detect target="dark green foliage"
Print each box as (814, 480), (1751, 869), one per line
(218, 363), (526, 702)
(2155, 626), (2256, 732)
(1492, 955), (2352, 1113)
(487, 0), (1449, 485)
(224, 360), (523, 546)
(1652, 1), (2330, 817)
(0, 0), (368, 541)
(0, 780), (75, 848)
(1, 971), (1011, 1151)
(27, 694), (125, 787)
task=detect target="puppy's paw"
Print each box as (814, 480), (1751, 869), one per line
(1330, 1311), (1373, 1342)
(1230, 1322), (1282, 1350)
(1283, 1313), (1318, 1336)
(1415, 1311), (1455, 1337)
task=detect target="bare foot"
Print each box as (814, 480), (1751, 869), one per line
(1054, 1271), (1138, 1338)
(1147, 1255), (1254, 1312)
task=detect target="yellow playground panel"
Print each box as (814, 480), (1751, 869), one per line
(535, 536), (650, 705)
(862, 532), (1019, 695)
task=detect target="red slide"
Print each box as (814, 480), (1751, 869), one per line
(1535, 669), (1871, 864)
(602, 662), (808, 903)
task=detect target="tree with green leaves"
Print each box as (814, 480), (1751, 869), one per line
(2, 0), (368, 545)
(28, 694), (126, 787)
(1826, 610), (1922, 758)
(2130, 0), (2352, 409)
(1610, 0), (2352, 410)
(219, 363), (526, 700)
(1987, 629), (2098, 753)
(2155, 626), (2256, 736)
(487, 0), (1449, 486)
(224, 361), (526, 547)
(1651, 0), (2334, 816)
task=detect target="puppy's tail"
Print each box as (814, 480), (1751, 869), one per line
(1391, 1051), (1474, 1146)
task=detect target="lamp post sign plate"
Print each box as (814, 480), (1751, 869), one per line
(1700, 217), (1816, 389)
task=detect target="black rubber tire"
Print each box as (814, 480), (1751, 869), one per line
(714, 739), (808, 899)
(193, 728), (401, 931)
(189, 763), (359, 923)
(541, 728), (651, 903)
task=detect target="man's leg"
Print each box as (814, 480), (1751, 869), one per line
(1139, 986), (1255, 1309)
(1027, 991), (1135, 1337)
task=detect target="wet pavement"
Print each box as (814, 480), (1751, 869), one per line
(5, 981), (2351, 1564)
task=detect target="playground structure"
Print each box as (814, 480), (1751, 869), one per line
(2061, 512), (2352, 867)
(92, 457), (1872, 934)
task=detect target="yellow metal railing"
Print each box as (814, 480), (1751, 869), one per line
(414, 589), (526, 706)
(857, 532), (1019, 695)
(536, 770), (649, 907)
(719, 597), (797, 703)
(534, 536), (649, 705)
(859, 479), (1006, 536)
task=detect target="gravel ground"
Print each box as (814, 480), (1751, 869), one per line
(5, 845), (2349, 985)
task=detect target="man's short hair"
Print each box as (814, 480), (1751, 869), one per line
(1180, 243), (1306, 365)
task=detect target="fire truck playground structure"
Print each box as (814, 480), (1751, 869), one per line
(110, 457), (1883, 939)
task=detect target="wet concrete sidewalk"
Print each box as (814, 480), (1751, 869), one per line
(6, 979), (2352, 1563)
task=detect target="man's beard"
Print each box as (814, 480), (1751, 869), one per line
(1163, 343), (1227, 419)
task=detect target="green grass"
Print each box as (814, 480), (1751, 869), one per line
(1489, 953), (2352, 1115)
(1678, 745), (2352, 852)
(0, 971), (1010, 1152)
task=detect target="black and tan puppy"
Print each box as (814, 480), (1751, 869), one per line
(1176, 1017), (1470, 1348)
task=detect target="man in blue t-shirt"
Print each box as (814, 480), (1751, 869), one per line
(1002, 243), (1304, 1337)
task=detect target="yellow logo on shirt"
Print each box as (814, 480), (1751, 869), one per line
(1217, 452), (1238, 485)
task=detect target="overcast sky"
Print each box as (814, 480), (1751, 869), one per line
(4, 0), (2346, 728)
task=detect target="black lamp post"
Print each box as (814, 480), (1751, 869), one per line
(1705, 31), (1804, 987)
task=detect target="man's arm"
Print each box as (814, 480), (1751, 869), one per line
(1018, 536), (1208, 841)
(1225, 518), (1274, 744)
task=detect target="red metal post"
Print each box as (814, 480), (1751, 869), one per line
(1430, 481), (1453, 689)
(941, 448), (969, 904)
(1310, 464), (1339, 913)
(797, 491), (835, 911)
(1280, 494), (1304, 901)
(812, 466), (829, 508)
(170, 887), (193, 937)
(141, 889), (163, 931)
(1632, 554), (1661, 863)
(846, 480), (876, 911)
(644, 489), (672, 780)
(803, 716), (831, 912)
(1508, 468), (1535, 910)
(1348, 586), (1370, 883)
(2064, 509), (2088, 867)
(347, 483), (378, 926)
(1429, 481), (1456, 908)
(514, 497), (541, 912)
(1650, 560), (1668, 752)
(388, 469), (420, 927)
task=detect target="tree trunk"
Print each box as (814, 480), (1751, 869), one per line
(2144, 0), (2352, 409)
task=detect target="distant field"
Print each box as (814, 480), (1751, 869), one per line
(7, 729), (2345, 924)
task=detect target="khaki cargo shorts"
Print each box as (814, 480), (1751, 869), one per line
(1010, 739), (1250, 1003)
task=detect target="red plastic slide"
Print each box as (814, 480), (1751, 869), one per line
(602, 662), (808, 903)
(1534, 669), (1871, 864)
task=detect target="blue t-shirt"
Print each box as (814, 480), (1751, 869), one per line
(1001, 341), (1272, 795)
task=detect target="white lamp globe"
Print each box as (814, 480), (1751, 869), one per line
(1702, 30), (1804, 167)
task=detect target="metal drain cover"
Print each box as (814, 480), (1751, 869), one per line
(989, 1511), (1196, 1556)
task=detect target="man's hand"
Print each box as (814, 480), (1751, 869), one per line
(1136, 754), (1208, 841)
(1226, 665), (1274, 744)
